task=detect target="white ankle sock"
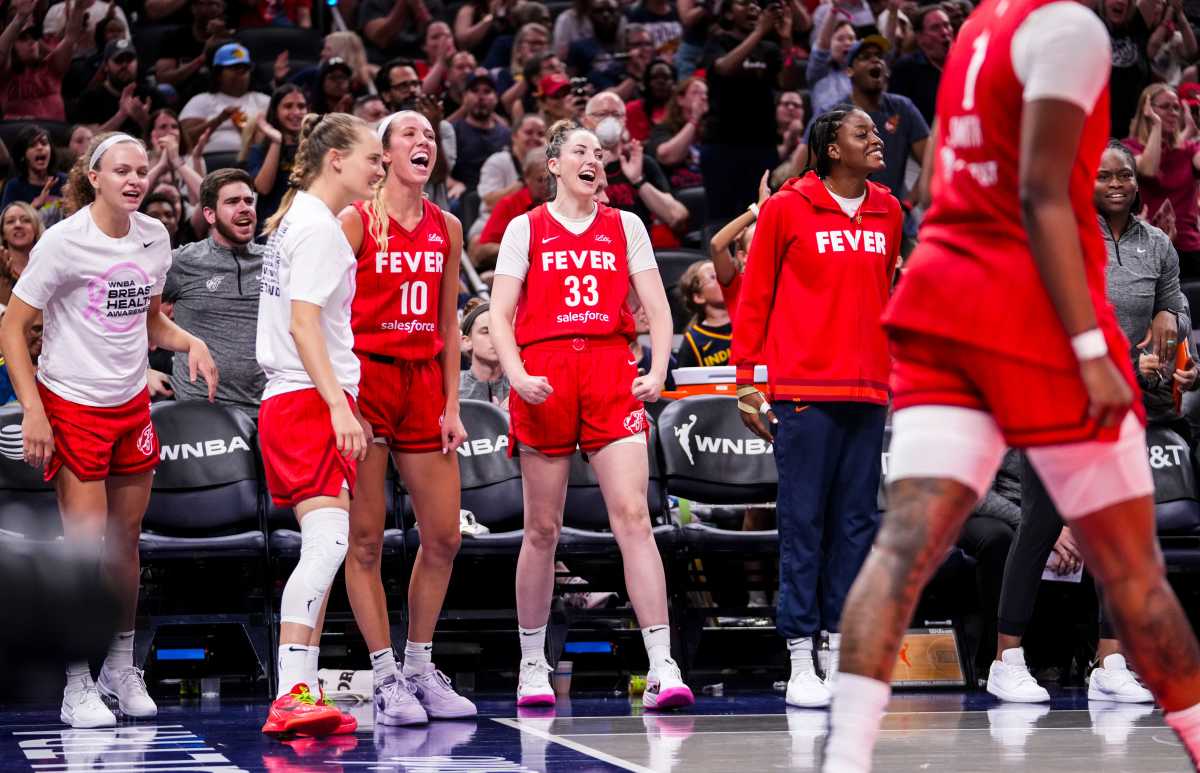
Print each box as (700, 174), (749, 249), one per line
(65, 661), (90, 686)
(104, 630), (135, 672)
(277, 644), (311, 698)
(370, 648), (398, 683)
(824, 673), (890, 773)
(402, 640), (433, 677)
(642, 625), (672, 672)
(1166, 701), (1200, 765)
(788, 637), (815, 674)
(305, 645), (321, 696)
(519, 624), (547, 662)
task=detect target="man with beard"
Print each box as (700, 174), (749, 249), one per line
(452, 72), (512, 190)
(71, 39), (161, 134)
(151, 169), (265, 417)
(889, 6), (955, 124)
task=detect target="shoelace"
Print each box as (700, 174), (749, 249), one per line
(1009, 666), (1040, 688)
(293, 686), (317, 705)
(114, 668), (149, 694)
(522, 660), (553, 682)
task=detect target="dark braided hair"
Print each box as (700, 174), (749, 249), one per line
(1100, 138), (1142, 215)
(804, 106), (855, 178)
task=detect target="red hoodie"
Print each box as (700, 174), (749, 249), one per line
(732, 171), (902, 404)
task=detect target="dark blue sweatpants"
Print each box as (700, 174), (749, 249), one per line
(772, 401), (887, 639)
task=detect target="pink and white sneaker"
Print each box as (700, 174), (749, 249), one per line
(517, 659), (556, 707)
(643, 658), (694, 711)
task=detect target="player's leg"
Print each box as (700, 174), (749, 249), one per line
(591, 438), (694, 709)
(93, 472), (156, 719)
(514, 448), (570, 706)
(395, 447), (476, 719)
(56, 468), (117, 729)
(822, 406), (1006, 773)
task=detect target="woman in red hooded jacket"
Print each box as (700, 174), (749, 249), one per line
(731, 106), (902, 710)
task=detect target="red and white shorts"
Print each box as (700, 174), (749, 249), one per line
(509, 336), (648, 457)
(356, 352), (445, 453)
(39, 383), (159, 482)
(259, 388), (359, 508)
(889, 329), (1143, 447)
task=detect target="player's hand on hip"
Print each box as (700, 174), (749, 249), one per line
(187, 337), (220, 402)
(632, 373), (664, 402)
(513, 373), (553, 404)
(331, 401), (368, 461)
(1079, 356), (1133, 428)
(21, 409), (54, 470)
(737, 390), (777, 443)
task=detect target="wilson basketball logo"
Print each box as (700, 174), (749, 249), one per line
(623, 408), (648, 434)
(137, 424), (156, 456)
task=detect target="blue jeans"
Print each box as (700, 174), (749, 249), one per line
(771, 401), (886, 638)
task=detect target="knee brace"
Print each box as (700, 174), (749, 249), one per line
(887, 406), (1007, 499)
(280, 508), (350, 627)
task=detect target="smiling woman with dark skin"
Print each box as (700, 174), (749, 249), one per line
(732, 106), (902, 710)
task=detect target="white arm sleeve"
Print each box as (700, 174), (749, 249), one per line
(1011, 2), (1111, 112)
(494, 214), (532, 280)
(620, 210), (657, 275)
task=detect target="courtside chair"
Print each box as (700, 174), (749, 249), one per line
(0, 403), (61, 543)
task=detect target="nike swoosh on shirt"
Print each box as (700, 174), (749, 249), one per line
(542, 235), (559, 243)
(628, 358), (638, 366)
(142, 241), (154, 248)
(1137, 248), (1147, 254)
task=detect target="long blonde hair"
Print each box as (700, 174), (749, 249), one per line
(1129, 83), (1177, 144)
(262, 112), (369, 236)
(366, 111), (429, 251)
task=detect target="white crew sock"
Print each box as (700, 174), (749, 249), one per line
(642, 625), (672, 672)
(104, 630), (135, 672)
(824, 673), (890, 773)
(519, 624), (547, 662)
(1166, 701), (1200, 766)
(305, 645), (321, 696)
(277, 644), (312, 698)
(65, 661), (90, 687)
(370, 648), (398, 684)
(402, 640), (434, 677)
(788, 637), (815, 674)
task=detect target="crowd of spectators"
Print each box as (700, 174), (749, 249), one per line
(5, 0), (1200, 686)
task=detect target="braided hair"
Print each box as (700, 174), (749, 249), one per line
(1101, 138), (1142, 216)
(262, 112), (368, 236)
(804, 106), (855, 178)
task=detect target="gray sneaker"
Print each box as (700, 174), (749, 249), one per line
(374, 674), (428, 726)
(406, 668), (478, 719)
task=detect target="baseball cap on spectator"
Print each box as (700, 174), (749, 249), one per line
(848, 34), (891, 64)
(538, 73), (570, 99)
(213, 42), (252, 68)
(466, 70), (497, 90)
(1180, 82), (1200, 108)
(320, 57), (353, 79)
(104, 38), (137, 62)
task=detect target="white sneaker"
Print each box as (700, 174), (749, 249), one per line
(644, 657), (694, 710)
(986, 648), (1050, 703)
(97, 666), (158, 718)
(516, 659), (555, 707)
(459, 510), (489, 536)
(61, 674), (117, 728)
(1088, 654), (1154, 703)
(823, 633), (840, 686)
(786, 667), (831, 708)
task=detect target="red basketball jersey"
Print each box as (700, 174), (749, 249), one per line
(514, 204), (637, 347)
(883, 0), (1123, 368)
(351, 198), (449, 360)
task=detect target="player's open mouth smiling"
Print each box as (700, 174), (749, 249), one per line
(579, 169), (597, 183)
(411, 151), (430, 170)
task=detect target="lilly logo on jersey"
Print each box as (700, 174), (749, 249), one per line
(595, 234), (613, 244)
(427, 232), (445, 244)
(814, 230), (889, 256)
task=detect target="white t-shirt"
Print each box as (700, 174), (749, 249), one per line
(179, 91), (272, 154)
(257, 191), (360, 401)
(14, 207), (171, 407)
(828, 190), (866, 218)
(1011, 2), (1110, 112)
(42, 1), (129, 51)
(494, 205), (657, 280)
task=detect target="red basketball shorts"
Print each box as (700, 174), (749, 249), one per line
(39, 382), (159, 482)
(259, 388), (359, 507)
(356, 353), (445, 453)
(889, 329), (1143, 447)
(509, 336), (649, 457)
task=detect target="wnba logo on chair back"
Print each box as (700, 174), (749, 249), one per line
(673, 413), (772, 466)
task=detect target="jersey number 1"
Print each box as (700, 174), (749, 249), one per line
(564, 275), (599, 307)
(962, 31), (989, 111)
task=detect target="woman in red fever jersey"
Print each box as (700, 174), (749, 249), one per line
(489, 120), (694, 711)
(732, 107), (902, 710)
(334, 111), (475, 725)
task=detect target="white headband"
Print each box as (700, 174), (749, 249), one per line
(88, 134), (140, 170)
(376, 110), (428, 140)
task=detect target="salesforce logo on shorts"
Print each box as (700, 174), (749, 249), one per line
(0, 424), (23, 461)
(556, 311), (611, 324)
(381, 320), (437, 333)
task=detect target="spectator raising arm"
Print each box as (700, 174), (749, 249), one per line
(100, 83), (152, 132)
(252, 112), (285, 197)
(620, 141), (688, 231)
(716, 1), (783, 77)
(365, 0), (433, 51)
(0, 0), (36, 73)
(47, 0), (89, 78)
(709, 171), (769, 285)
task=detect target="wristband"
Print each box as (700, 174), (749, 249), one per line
(1071, 329), (1108, 361)
(736, 385), (759, 398)
(748, 202), (759, 219)
(737, 400), (759, 415)
(759, 400), (772, 415)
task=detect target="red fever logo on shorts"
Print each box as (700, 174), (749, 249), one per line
(623, 408), (648, 434)
(137, 424), (155, 456)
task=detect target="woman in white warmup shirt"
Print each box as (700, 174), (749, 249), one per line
(0, 132), (218, 729)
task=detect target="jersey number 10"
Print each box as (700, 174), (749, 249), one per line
(399, 280), (428, 315)
(564, 275), (599, 307)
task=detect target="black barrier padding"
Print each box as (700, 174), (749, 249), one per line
(150, 401), (258, 490)
(658, 395), (777, 504)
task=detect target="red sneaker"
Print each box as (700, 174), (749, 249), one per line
(318, 695), (358, 736)
(261, 684), (342, 737)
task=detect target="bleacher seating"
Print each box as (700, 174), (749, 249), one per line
(235, 27), (324, 66)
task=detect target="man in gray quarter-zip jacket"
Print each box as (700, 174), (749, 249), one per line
(1100, 212), (1198, 425)
(158, 170), (265, 418)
